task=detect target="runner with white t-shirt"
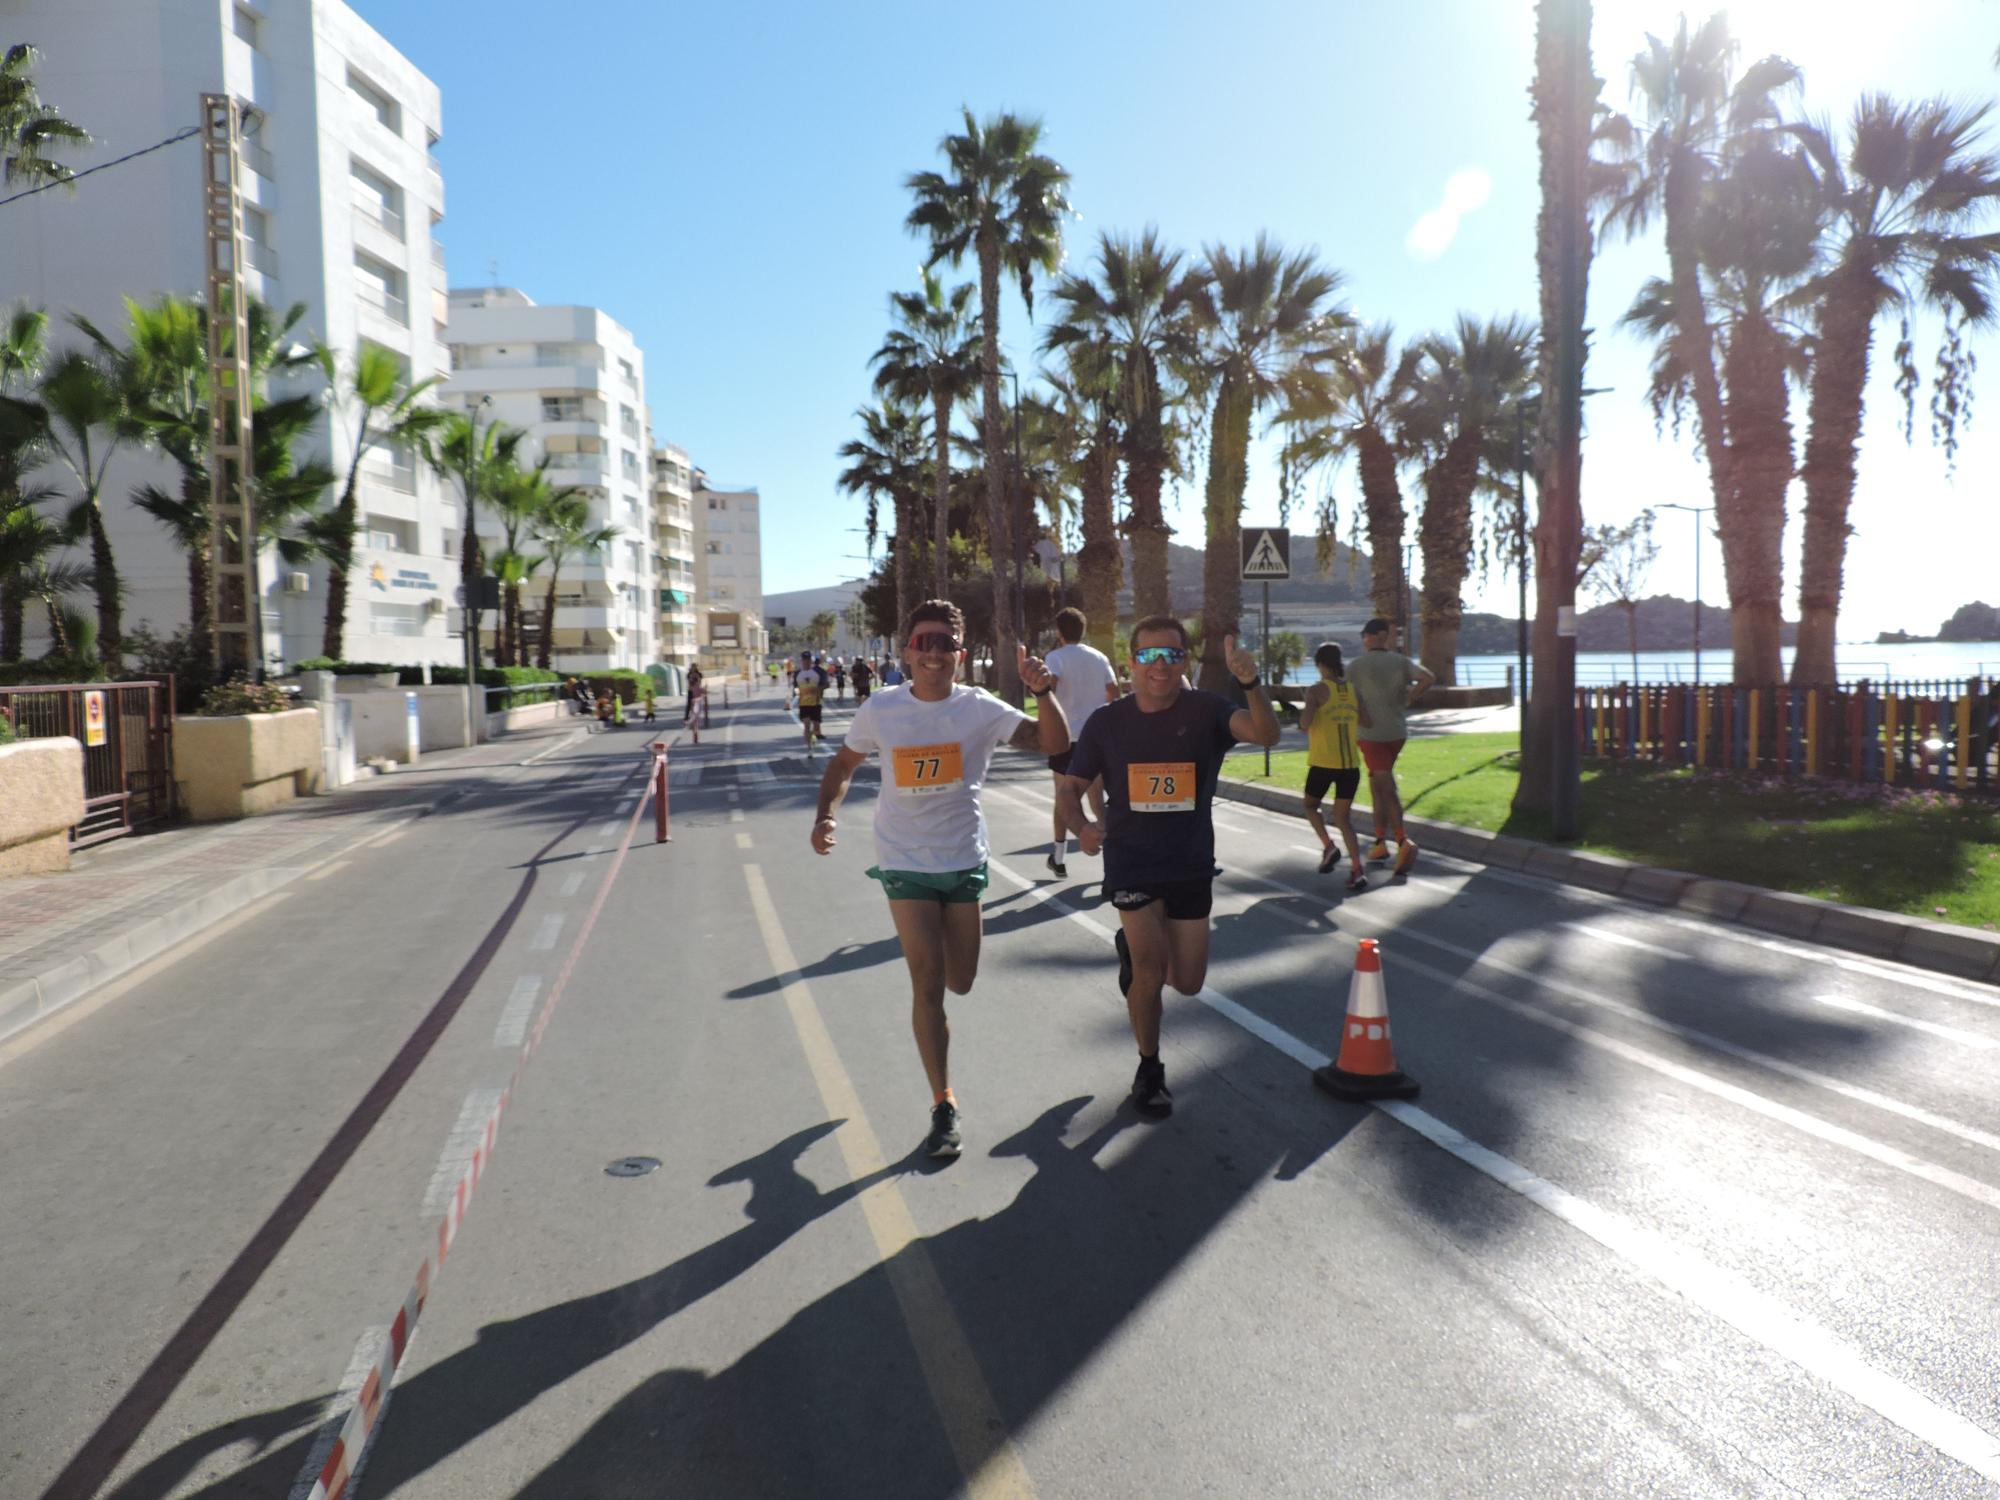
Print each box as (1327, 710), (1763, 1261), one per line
(810, 599), (1071, 1159)
(1040, 607), (1119, 878)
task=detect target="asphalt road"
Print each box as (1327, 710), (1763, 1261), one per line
(3, 688), (1997, 1499)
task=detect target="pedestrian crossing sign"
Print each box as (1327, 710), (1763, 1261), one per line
(1240, 528), (1291, 580)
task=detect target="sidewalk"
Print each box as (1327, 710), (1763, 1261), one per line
(0, 721), (593, 1050)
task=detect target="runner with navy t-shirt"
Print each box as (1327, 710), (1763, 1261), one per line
(1058, 615), (1281, 1115)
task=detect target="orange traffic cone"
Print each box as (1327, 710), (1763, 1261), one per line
(1312, 939), (1420, 1101)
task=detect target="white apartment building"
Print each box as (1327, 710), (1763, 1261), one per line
(652, 443), (697, 670)
(690, 469), (766, 674)
(0, 0), (456, 669)
(444, 287), (655, 672)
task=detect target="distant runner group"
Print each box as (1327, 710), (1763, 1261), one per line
(808, 599), (1431, 1159)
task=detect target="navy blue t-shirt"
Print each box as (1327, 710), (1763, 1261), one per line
(1066, 689), (1241, 886)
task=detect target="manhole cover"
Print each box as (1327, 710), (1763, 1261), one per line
(605, 1156), (661, 1178)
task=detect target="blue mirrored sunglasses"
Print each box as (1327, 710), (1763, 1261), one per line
(1133, 645), (1188, 665)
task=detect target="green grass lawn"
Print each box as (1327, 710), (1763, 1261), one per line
(1225, 732), (2000, 932)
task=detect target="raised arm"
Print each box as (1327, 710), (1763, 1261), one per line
(810, 745), (868, 854)
(1013, 644), (1071, 755)
(1222, 634), (1282, 748)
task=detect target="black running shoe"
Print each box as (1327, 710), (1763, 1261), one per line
(1318, 844), (1341, 875)
(925, 1101), (961, 1159)
(1131, 1055), (1173, 1118)
(1045, 853), (1068, 879)
(1346, 870), (1369, 895)
(1115, 928), (1133, 998)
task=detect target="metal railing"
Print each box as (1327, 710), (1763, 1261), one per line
(352, 199), (406, 240)
(0, 679), (176, 844)
(353, 278), (408, 326)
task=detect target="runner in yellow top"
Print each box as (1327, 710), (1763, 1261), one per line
(795, 652), (828, 751)
(1299, 641), (1372, 891)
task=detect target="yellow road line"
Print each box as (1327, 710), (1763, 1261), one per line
(742, 863), (1035, 1500)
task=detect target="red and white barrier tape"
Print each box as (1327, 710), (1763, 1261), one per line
(306, 773), (653, 1500)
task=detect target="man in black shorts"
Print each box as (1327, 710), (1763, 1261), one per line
(1057, 616), (1280, 1115)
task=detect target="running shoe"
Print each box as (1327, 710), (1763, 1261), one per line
(1367, 839), (1390, 863)
(1393, 840), (1419, 876)
(925, 1101), (962, 1159)
(1045, 853), (1068, 879)
(1318, 844), (1341, 875)
(1131, 1055), (1173, 1118)
(1115, 927), (1133, 998)
(1346, 871), (1369, 895)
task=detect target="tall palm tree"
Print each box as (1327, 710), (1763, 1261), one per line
(1185, 236), (1349, 690)
(1044, 228), (1202, 624)
(1602, 12), (1801, 683)
(837, 399), (930, 632)
(485, 455), (583, 666)
(871, 270), (980, 598)
(1785, 95), (2000, 684)
(39, 347), (143, 669)
(431, 409), (525, 673)
(1278, 323), (1422, 622)
(0, 477), (67, 660)
(316, 343), (445, 659)
(0, 304), (52, 662)
(1400, 316), (1536, 685)
(1034, 362), (1120, 654)
(532, 494), (618, 671)
(0, 44), (87, 190)
(906, 108), (1072, 700)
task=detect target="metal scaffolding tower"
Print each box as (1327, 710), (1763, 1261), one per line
(202, 93), (261, 678)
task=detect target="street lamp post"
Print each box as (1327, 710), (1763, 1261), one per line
(461, 394), (492, 745)
(1006, 369), (1027, 652)
(1657, 502), (1713, 685)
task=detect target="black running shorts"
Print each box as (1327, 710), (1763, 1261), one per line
(1109, 878), (1213, 921)
(1304, 766), (1361, 802)
(800, 704), (822, 723)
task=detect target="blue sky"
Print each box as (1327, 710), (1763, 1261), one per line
(363, 0), (1998, 644)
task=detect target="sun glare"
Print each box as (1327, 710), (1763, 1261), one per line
(1590, 0), (1877, 79)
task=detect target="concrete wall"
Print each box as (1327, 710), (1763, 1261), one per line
(0, 739), (86, 877)
(172, 707), (323, 821)
(349, 690), (424, 764)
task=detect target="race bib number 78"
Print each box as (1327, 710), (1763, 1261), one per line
(1127, 761), (1196, 813)
(893, 742), (965, 795)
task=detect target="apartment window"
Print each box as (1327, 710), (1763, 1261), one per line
(704, 540), (721, 555)
(620, 450), (641, 480)
(369, 601), (426, 637)
(537, 341), (593, 364)
(348, 67), (401, 135)
(617, 357), (636, 388)
(233, 5), (261, 48)
(350, 159), (405, 240)
(708, 496), (726, 511)
(353, 254), (407, 324)
(542, 395), (584, 422)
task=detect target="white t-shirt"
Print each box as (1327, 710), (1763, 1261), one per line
(842, 683), (1027, 872)
(1045, 642), (1118, 739)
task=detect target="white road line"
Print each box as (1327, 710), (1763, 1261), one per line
(1808, 991), (1998, 1049)
(729, 808), (745, 824)
(597, 820), (623, 841)
(735, 832), (754, 850)
(523, 729), (585, 765)
(530, 914), (564, 952)
(558, 872), (586, 898)
(423, 1088), (508, 1214)
(980, 858), (2000, 1483)
(494, 975), (542, 1049)
(289, 1327), (391, 1500)
(304, 861), (350, 883)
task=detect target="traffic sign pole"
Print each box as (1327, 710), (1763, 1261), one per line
(1263, 579), (1272, 777)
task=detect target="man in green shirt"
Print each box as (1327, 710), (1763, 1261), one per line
(1344, 617), (1435, 876)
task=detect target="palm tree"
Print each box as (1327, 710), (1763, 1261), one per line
(431, 409), (525, 673)
(485, 456), (581, 666)
(1044, 228), (1203, 624)
(1785, 96), (2000, 684)
(1032, 363), (1119, 654)
(0, 304), (52, 662)
(871, 270), (980, 599)
(532, 494), (618, 671)
(1399, 316), (1536, 685)
(0, 44), (88, 190)
(39, 347), (143, 669)
(316, 343), (445, 660)
(907, 108), (1072, 701)
(1602, 12), (1800, 683)
(837, 399), (930, 631)
(1185, 236), (1349, 691)
(1278, 323), (1422, 622)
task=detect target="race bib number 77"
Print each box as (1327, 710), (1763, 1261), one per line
(893, 742), (965, 795)
(1127, 761), (1196, 813)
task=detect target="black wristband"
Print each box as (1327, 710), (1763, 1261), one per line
(1032, 685), (1054, 696)
(1238, 676), (1262, 691)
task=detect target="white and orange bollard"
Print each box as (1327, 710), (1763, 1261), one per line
(1312, 939), (1420, 1101)
(650, 740), (671, 843)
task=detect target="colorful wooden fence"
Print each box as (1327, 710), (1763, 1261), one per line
(1575, 677), (1997, 796)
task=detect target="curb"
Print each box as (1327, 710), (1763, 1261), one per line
(1214, 777), (2000, 986)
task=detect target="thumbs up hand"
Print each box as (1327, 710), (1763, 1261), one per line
(1224, 634), (1259, 686)
(1019, 642), (1053, 693)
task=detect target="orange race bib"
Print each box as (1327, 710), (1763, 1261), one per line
(892, 742), (965, 795)
(1127, 761), (1196, 813)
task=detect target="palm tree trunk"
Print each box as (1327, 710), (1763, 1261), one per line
(1416, 433), (1481, 688)
(320, 471), (362, 661)
(86, 499), (121, 670)
(893, 491), (917, 633)
(1665, 160), (1734, 545)
(931, 384), (952, 600)
(976, 225), (1020, 702)
(1078, 417), (1122, 657)
(182, 472), (213, 667)
(1198, 376), (1250, 693)
(538, 574), (559, 670)
(1, 578), (24, 662)
(1123, 356), (1173, 620)
(1355, 426), (1406, 621)
(1720, 310), (1789, 686)
(1792, 279), (1872, 686)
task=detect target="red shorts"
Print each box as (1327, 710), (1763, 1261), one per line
(1360, 739), (1405, 774)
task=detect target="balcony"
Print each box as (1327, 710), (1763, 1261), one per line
(430, 238), (445, 275)
(352, 198), (406, 244)
(363, 453), (418, 493)
(243, 238), (279, 279)
(241, 137), (276, 182)
(353, 279), (408, 327)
